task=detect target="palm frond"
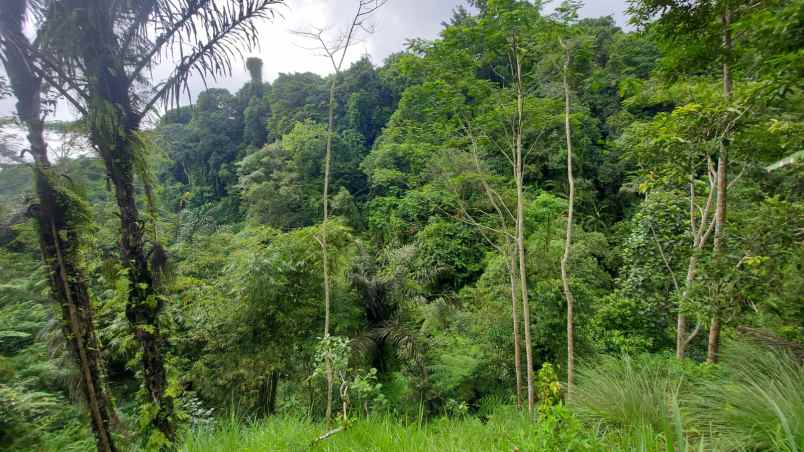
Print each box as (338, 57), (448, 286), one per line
(139, 0), (282, 115)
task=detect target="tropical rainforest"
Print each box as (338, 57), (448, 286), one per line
(0, 0), (802, 451)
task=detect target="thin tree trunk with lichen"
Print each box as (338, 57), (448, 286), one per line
(676, 163), (716, 359)
(323, 73), (336, 424)
(0, 4), (118, 450)
(560, 41), (576, 396)
(507, 241), (523, 408)
(294, 1), (389, 423)
(512, 41), (535, 416)
(677, 254), (702, 358)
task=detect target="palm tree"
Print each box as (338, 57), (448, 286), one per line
(28, 0), (284, 442)
(348, 246), (430, 399)
(0, 1), (117, 450)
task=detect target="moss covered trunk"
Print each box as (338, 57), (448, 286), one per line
(93, 86), (176, 445)
(0, 2), (118, 450)
(66, 0), (176, 441)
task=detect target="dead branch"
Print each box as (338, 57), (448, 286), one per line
(313, 426), (346, 444)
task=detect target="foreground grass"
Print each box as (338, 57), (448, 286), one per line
(181, 407), (602, 452)
(181, 344), (804, 452)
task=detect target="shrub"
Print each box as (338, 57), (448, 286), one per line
(536, 362), (561, 415)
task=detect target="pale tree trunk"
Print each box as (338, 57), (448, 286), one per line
(676, 164), (716, 359)
(513, 44), (535, 415)
(676, 252), (702, 359)
(507, 240), (523, 408)
(0, 6), (117, 450)
(708, 6), (733, 364)
(466, 126), (522, 408)
(323, 71), (336, 425)
(559, 42), (576, 396)
(296, 1), (388, 423)
(675, 176), (693, 359)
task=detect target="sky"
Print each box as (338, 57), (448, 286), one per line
(0, 0), (630, 122)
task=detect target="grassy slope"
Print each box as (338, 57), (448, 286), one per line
(182, 409), (601, 452)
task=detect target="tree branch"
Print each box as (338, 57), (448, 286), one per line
(650, 223), (680, 293)
(684, 323), (702, 347)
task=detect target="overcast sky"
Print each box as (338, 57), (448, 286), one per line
(0, 0), (630, 121)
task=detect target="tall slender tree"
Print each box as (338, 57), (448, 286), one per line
(708, 4), (733, 363)
(32, 0), (283, 443)
(559, 38), (576, 395)
(0, 1), (117, 450)
(462, 123), (523, 407)
(554, 0), (582, 396)
(629, 0), (747, 363)
(293, 0), (388, 424)
(511, 36), (536, 415)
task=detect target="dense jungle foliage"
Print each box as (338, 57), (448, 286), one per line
(0, 0), (802, 451)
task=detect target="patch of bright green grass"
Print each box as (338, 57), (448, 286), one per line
(181, 405), (603, 452)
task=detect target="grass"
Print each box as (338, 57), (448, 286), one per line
(569, 354), (686, 435)
(687, 344), (804, 452)
(570, 344), (804, 452)
(33, 342), (797, 451)
(181, 405), (604, 452)
(181, 343), (803, 451)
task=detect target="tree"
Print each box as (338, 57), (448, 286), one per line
(293, 0), (388, 423)
(554, 0), (582, 396)
(629, 0), (744, 362)
(473, 0), (545, 416)
(620, 84), (723, 359)
(241, 57), (271, 148)
(0, 1), (117, 450)
(34, 0), (283, 444)
(511, 31), (536, 416)
(461, 124), (524, 407)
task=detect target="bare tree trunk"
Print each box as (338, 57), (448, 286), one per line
(676, 161), (716, 358)
(507, 241), (523, 408)
(676, 256), (698, 359)
(676, 313), (687, 358)
(707, 317), (722, 363)
(0, 6), (117, 450)
(676, 174), (695, 359)
(294, 1), (389, 422)
(559, 42), (576, 396)
(515, 157), (534, 416)
(322, 69), (336, 425)
(677, 254), (707, 358)
(513, 45), (535, 416)
(301, 1), (388, 423)
(708, 6), (733, 364)
(340, 380), (349, 423)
